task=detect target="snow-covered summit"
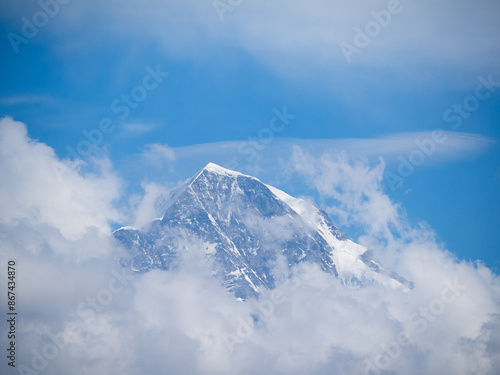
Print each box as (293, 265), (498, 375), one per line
(202, 162), (244, 177)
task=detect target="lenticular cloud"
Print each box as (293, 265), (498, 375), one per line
(1, 118), (499, 375)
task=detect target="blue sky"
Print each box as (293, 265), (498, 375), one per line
(1, 0), (499, 271)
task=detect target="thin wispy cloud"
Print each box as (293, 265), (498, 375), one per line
(0, 95), (54, 106)
(5, 1), (498, 88)
(121, 132), (495, 186)
(122, 122), (156, 134)
(142, 143), (175, 162)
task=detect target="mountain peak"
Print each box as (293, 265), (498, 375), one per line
(189, 163), (244, 187)
(202, 162), (243, 177)
(193, 163), (249, 181)
(115, 163), (413, 299)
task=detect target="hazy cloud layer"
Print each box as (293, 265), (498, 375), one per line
(2, 1), (499, 87)
(118, 132), (495, 191)
(1, 120), (499, 374)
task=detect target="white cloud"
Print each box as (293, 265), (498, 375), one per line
(289, 147), (400, 241)
(126, 181), (175, 229)
(1, 121), (499, 374)
(0, 117), (123, 239)
(142, 143), (176, 167)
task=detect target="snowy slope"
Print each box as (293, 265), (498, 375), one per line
(266, 184), (407, 289)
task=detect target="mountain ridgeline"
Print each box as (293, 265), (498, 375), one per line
(114, 163), (413, 300)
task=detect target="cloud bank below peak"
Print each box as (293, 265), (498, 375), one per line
(1, 119), (499, 375)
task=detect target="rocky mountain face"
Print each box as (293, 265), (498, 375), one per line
(114, 163), (412, 300)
